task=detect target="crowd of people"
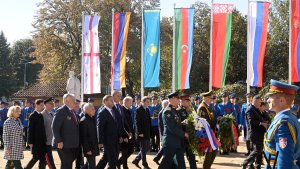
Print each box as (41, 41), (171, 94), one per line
(0, 79), (300, 169)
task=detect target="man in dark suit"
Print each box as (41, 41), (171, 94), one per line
(118, 96), (134, 169)
(24, 99), (47, 169)
(52, 94), (79, 169)
(242, 95), (268, 169)
(132, 96), (151, 169)
(79, 103), (99, 169)
(97, 95), (122, 169)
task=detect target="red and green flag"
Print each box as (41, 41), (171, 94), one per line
(211, 4), (234, 88)
(175, 8), (194, 90)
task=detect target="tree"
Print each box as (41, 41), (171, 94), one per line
(0, 31), (11, 97)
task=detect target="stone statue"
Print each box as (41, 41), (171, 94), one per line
(66, 71), (81, 100)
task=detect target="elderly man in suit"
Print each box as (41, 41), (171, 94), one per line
(132, 96), (151, 169)
(52, 94), (79, 169)
(24, 99), (47, 169)
(97, 95), (122, 169)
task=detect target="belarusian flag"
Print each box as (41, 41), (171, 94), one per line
(175, 8), (194, 90)
(211, 4), (234, 88)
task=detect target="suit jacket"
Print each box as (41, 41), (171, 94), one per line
(97, 107), (119, 146)
(122, 106), (133, 137)
(135, 105), (151, 140)
(112, 104), (128, 138)
(79, 114), (99, 157)
(52, 105), (79, 148)
(28, 111), (47, 155)
(245, 104), (266, 142)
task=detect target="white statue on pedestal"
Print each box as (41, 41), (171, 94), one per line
(66, 71), (81, 100)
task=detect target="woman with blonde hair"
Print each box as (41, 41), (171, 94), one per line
(3, 105), (24, 169)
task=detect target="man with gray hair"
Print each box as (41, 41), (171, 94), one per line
(52, 94), (79, 169)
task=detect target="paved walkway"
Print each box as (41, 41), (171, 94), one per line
(0, 142), (248, 169)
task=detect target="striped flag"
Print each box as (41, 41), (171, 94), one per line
(211, 4), (234, 88)
(291, 0), (300, 82)
(111, 12), (131, 90)
(83, 15), (101, 94)
(175, 8), (194, 90)
(248, 1), (270, 87)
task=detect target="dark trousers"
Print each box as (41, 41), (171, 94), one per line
(118, 140), (134, 169)
(81, 156), (96, 169)
(25, 153), (46, 169)
(75, 147), (84, 169)
(153, 147), (164, 161)
(133, 139), (150, 167)
(0, 127), (3, 147)
(57, 148), (78, 169)
(46, 145), (56, 169)
(242, 140), (263, 169)
(97, 144), (119, 169)
(185, 143), (197, 169)
(23, 127), (28, 146)
(5, 160), (22, 169)
(158, 147), (186, 169)
(150, 126), (160, 150)
(203, 150), (217, 169)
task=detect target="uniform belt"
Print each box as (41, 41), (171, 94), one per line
(265, 159), (297, 166)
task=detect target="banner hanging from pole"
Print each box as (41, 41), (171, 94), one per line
(82, 15), (101, 94)
(291, 0), (300, 82)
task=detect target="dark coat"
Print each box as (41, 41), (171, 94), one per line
(135, 105), (151, 140)
(112, 104), (128, 138)
(97, 107), (119, 146)
(245, 104), (266, 142)
(52, 105), (79, 148)
(197, 102), (217, 131)
(28, 111), (47, 156)
(122, 106), (133, 136)
(79, 114), (99, 157)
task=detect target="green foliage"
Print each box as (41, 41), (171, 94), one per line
(0, 31), (11, 97)
(186, 113), (203, 158)
(218, 114), (234, 151)
(214, 83), (247, 103)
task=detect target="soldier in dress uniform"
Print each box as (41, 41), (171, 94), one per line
(178, 94), (197, 169)
(218, 92), (235, 117)
(264, 79), (300, 168)
(0, 101), (8, 149)
(241, 93), (253, 156)
(291, 100), (300, 118)
(197, 91), (218, 169)
(193, 96), (200, 111)
(20, 100), (34, 149)
(159, 92), (188, 169)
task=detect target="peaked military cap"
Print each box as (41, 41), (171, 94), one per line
(245, 93), (253, 97)
(194, 96), (200, 101)
(44, 97), (54, 104)
(268, 79), (299, 95)
(167, 92), (179, 99)
(221, 92), (229, 97)
(212, 95), (217, 99)
(229, 93), (237, 99)
(0, 101), (7, 105)
(200, 91), (213, 98)
(180, 93), (190, 100)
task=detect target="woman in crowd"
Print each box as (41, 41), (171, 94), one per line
(3, 105), (24, 169)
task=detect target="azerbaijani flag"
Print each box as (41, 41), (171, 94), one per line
(211, 4), (233, 88)
(248, 1), (270, 87)
(291, 0), (300, 82)
(83, 15), (101, 94)
(175, 8), (194, 90)
(111, 12), (131, 90)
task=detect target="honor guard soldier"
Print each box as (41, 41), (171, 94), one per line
(218, 92), (235, 117)
(159, 92), (188, 169)
(178, 94), (197, 169)
(197, 91), (218, 169)
(264, 79), (300, 168)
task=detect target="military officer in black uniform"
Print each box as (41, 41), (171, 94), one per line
(159, 92), (188, 169)
(178, 94), (197, 169)
(197, 91), (218, 169)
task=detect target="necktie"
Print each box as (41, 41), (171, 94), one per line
(111, 109), (117, 122)
(70, 110), (78, 125)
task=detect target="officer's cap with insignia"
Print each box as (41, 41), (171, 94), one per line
(245, 93), (253, 98)
(212, 95), (217, 100)
(229, 93), (237, 99)
(0, 101), (7, 105)
(44, 97), (54, 104)
(267, 79), (299, 95)
(180, 94), (190, 101)
(200, 91), (213, 98)
(167, 91), (179, 99)
(221, 92), (229, 97)
(194, 96), (200, 101)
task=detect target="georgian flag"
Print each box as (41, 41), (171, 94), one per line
(83, 15), (101, 94)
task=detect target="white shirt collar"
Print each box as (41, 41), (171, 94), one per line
(274, 108), (290, 119)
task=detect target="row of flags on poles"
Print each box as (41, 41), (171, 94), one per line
(82, 0), (300, 94)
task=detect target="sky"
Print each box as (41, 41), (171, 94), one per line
(0, 0), (247, 44)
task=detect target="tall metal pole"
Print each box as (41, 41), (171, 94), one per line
(111, 8), (115, 94)
(172, 3), (176, 92)
(209, 0), (213, 91)
(81, 14), (84, 101)
(141, 4), (145, 97)
(247, 0), (251, 93)
(289, 0), (292, 84)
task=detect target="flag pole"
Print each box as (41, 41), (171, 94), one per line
(111, 8), (115, 94)
(289, 0), (292, 84)
(209, 0), (213, 91)
(141, 3), (145, 97)
(81, 13), (84, 101)
(172, 3), (176, 92)
(247, 0), (251, 93)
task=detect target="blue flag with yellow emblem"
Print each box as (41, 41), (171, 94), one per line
(143, 9), (160, 87)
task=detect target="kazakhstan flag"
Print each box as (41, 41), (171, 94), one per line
(144, 9), (160, 87)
